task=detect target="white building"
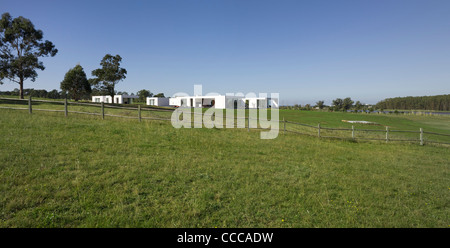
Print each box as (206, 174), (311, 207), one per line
(168, 95), (278, 109)
(168, 95), (242, 109)
(146, 97), (170, 107)
(92, 94), (138, 104)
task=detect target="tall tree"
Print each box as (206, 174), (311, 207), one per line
(0, 13), (58, 99)
(91, 54), (127, 103)
(154, 93), (165, 98)
(60, 64), (91, 101)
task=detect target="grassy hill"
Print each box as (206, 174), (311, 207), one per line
(0, 108), (449, 227)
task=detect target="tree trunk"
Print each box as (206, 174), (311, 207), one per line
(19, 77), (24, 99)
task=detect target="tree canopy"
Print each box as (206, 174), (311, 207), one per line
(332, 98), (343, 110)
(376, 94), (450, 111)
(0, 12), (58, 99)
(331, 97), (354, 111)
(315, 100), (325, 109)
(137, 89), (152, 102)
(60, 64), (91, 101)
(91, 54), (127, 103)
(342, 97), (354, 111)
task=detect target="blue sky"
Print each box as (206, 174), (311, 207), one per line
(2, 0), (450, 105)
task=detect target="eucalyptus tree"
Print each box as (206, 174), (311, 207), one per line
(91, 54), (127, 103)
(0, 13), (58, 99)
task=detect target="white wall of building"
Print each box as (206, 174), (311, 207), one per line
(92, 95), (111, 103)
(168, 95), (255, 109)
(214, 96), (226, 109)
(92, 95), (137, 104)
(93, 94), (276, 108)
(169, 97), (181, 107)
(146, 97), (170, 106)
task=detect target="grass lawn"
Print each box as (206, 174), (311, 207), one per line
(278, 110), (450, 143)
(280, 109), (450, 132)
(0, 108), (449, 227)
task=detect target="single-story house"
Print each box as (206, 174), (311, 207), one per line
(92, 94), (139, 104)
(146, 97), (170, 107)
(168, 95), (278, 109)
(169, 95), (244, 109)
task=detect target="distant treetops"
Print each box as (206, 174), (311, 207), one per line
(375, 94), (450, 111)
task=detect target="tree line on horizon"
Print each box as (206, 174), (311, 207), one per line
(375, 94), (450, 111)
(0, 87), (165, 103)
(281, 97), (372, 112)
(280, 94), (450, 112)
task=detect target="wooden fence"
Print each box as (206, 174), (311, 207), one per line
(282, 119), (450, 146)
(1, 97), (449, 146)
(0, 96), (173, 121)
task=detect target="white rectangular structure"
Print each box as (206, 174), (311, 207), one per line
(92, 94), (138, 104)
(167, 95), (279, 109)
(169, 95), (246, 109)
(146, 97), (170, 107)
(169, 97), (181, 107)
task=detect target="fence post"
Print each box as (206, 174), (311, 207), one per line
(283, 117), (286, 134)
(385, 126), (389, 143)
(318, 123), (321, 137)
(64, 97), (68, 117)
(420, 128), (424, 146)
(352, 125), (355, 139)
(28, 95), (32, 114)
(138, 105), (141, 122)
(101, 102), (105, 120)
(247, 116), (250, 132)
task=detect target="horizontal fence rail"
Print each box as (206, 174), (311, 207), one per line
(1, 97), (449, 146)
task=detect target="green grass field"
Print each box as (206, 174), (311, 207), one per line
(280, 109), (450, 143)
(0, 107), (449, 227)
